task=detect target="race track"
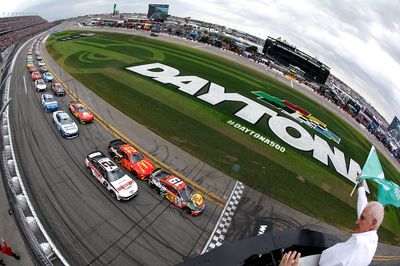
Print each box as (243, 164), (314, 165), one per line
(9, 36), (228, 265)
(7, 21), (400, 265)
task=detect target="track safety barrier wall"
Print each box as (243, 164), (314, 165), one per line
(0, 35), (69, 266)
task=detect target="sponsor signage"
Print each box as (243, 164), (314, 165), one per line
(253, 220), (273, 236)
(226, 120), (286, 153)
(126, 63), (367, 191)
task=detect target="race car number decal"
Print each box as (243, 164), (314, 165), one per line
(169, 177), (184, 187)
(101, 161), (116, 170)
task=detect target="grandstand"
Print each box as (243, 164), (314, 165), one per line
(0, 16), (54, 56)
(263, 36), (330, 84)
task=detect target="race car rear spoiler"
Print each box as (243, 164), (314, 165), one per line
(108, 139), (126, 147)
(87, 151), (104, 159)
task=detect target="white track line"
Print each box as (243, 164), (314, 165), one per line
(23, 76), (27, 94)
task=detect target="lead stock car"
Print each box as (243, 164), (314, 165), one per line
(108, 139), (154, 180)
(149, 169), (205, 216)
(85, 151), (138, 201)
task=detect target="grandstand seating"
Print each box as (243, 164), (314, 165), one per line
(0, 16), (53, 53)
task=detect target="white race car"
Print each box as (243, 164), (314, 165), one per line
(38, 61), (46, 67)
(52, 111), (79, 139)
(85, 151), (138, 201)
(35, 79), (47, 92)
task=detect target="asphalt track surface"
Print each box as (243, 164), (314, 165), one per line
(7, 21), (400, 265)
(9, 34), (234, 265)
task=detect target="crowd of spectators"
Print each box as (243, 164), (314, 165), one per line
(0, 16), (54, 54)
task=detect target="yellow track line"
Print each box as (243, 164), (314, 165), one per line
(42, 49), (225, 207)
(373, 255), (400, 261)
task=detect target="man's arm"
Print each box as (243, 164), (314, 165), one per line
(357, 181), (368, 219)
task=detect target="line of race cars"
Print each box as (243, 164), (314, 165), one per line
(26, 40), (205, 216)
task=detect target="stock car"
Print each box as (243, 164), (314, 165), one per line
(85, 151), (138, 201)
(51, 82), (65, 96)
(68, 101), (94, 124)
(41, 94), (58, 112)
(108, 139), (155, 180)
(38, 61), (46, 67)
(28, 65), (37, 73)
(148, 169), (205, 216)
(31, 71), (41, 81)
(52, 111), (79, 139)
(26, 62), (34, 68)
(40, 66), (49, 73)
(34, 79), (47, 92)
(42, 72), (54, 82)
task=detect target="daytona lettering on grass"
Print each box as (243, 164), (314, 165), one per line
(226, 120), (285, 153)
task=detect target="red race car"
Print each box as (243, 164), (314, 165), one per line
(28, 65), (37, 73)
(108, 139), (154, 180)
(68, 101), (94, 124)
(148, 168), (205, 216)
(31, 71), (41, 81)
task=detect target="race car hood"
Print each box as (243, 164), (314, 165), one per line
(79, 111), (93, 119)
(37, 84), (46, 89)
(61, 123), (78, 134)
(189, 193), (205, 208)
(133, 159), (154, 176)
(111, 176), (138, 197)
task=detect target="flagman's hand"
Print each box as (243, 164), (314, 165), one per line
(279, 251), (301, 266)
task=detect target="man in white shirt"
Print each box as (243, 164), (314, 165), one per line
(280, 180), (384, 266)
(318, 181), (384, 266)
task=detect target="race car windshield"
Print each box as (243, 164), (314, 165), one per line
(180, 185), (194, 202)
(130, 153), (144, 163)
(37, 80), (45, 84)
(108, 168), (125, 182)
(76, 106), (87, 112)
(60, 117), (73, 125)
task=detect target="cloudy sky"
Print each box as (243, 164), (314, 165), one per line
(2, 0), (399, 123)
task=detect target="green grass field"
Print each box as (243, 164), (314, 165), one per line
(46, 30), (400, 244)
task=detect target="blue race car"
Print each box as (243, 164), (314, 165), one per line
(41, 94), (58, 112)
(42, 72), (54, 82)
(52, 111), (79, 139)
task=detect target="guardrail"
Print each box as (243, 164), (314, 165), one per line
(0, 35), (68, 266)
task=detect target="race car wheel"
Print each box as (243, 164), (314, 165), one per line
(183, 207), (192, 215)
(110, 191), (117, 199)
(132, 171), (138, 178)
(150, 183), (161, 194)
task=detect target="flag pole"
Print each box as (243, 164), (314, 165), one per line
(349, 183), (358, 197)
(349, 172), (360, 197)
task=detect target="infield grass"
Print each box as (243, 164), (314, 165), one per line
(46, 31), (400, 244)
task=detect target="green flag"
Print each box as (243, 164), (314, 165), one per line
(359, 146), (385, 182)
(368, 178), (400, 207)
